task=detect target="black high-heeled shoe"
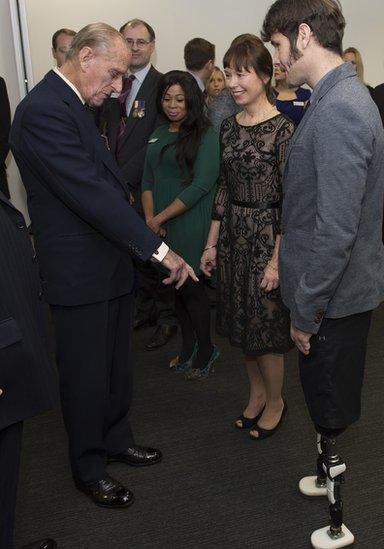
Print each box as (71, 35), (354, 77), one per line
(235, 404), (266, 430)
(250, 401), (288, 440)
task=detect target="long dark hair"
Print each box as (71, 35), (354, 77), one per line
(157, 70), (210, 184)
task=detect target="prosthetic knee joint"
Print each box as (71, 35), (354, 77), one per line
(300, 433), (354, 549)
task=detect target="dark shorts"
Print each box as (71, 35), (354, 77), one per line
(299, 311), (372, 430)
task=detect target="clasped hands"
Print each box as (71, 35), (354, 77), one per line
(146, 215), (166, 238)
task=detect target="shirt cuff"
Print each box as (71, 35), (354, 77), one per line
(152, 241), (169, 262)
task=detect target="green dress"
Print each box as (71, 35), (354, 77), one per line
(142, 125), (220, 273)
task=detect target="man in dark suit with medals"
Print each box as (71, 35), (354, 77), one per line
(10, 22), (196, 510)
(100, 19), (178, 351)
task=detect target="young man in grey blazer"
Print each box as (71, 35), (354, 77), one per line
(262, 0), (384, 546)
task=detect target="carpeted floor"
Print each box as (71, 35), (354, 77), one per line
(14, 304), (384, 549)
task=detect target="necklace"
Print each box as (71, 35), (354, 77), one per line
(238, 105), (278, 127)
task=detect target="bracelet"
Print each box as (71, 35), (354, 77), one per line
(268, 262), (278, 271)
(204, 245), (217, 251)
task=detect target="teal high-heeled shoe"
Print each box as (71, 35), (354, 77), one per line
(172, 344), (198, 373)
(184, 345), (220, 380)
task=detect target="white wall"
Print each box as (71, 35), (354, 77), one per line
(22, 0), (384, 87)
(0, 0), (28, 218)
(1, 0), (384, 217)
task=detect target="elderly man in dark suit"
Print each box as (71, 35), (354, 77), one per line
(0, 77), (11, 198)
(100, 18), (177, 351)
(263, 0), (384, 546)
(0, 191), (58, 549)
(10, 22), (196, 509)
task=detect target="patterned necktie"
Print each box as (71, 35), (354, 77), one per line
(117, 74), (136, 141)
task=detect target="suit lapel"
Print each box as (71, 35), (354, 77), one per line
(97, 140), (131, 196)
(45, 71), (130, 197)
(285, 64), (357, 164)
(0, 190), (19, 213)
(101, 99), (120, 154)
(284, 102), (317, 163)
(87, 111), (131, 196)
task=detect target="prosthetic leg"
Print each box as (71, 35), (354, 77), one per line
(300, 433), (354, 549)
(299, 433), (327, 497)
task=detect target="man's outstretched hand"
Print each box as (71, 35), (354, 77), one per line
(161, 249), (198, 289)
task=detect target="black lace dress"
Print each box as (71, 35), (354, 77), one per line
(212, 114), (294, 356)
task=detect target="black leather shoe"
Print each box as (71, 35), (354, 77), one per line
(75, 474), (134, 508)
(19, 540), (57, 549)
(108, 446), (163, 467)
(145, 324), (177, 350)
(133, 316), (156, 330)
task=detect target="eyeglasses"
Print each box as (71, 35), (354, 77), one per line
(125, 38), (152, 49)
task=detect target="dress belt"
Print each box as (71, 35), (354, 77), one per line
(231, 199), (279, 209)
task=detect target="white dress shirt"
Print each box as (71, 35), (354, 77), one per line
(125, 63), (152, 116)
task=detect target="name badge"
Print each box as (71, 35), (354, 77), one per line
(148, 138), (158, 144)
(132, 99), (145, 118)
(293, 101), (305, 107)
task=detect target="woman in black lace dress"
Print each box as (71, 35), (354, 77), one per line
(201, 38), (294, 439)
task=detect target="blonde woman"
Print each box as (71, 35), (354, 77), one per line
(343, 47), (374, 97)
(205, 67), (226, 106)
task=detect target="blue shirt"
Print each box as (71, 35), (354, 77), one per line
(276, 86), (311, 126)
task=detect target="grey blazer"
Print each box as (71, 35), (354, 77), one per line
(279, 62), (384, 333)
(208, 88), (241, 133)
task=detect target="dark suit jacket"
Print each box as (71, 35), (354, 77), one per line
(0, 77), (11, 198)
(100, 65), (164, 204)
(374, 83), (384, 126)
(9, 70), (162, 307)
(0, 192), (58, 430)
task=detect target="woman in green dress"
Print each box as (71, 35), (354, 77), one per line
(142, 70), (220, 379)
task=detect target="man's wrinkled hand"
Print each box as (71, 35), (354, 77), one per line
(290, 323), (312, 355)
(161, 249), (198, 289)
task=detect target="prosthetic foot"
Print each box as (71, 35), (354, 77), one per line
(310, 435), (354, 548)
(299, 434), (327, 497)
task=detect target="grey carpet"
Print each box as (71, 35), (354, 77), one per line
(14, 304), (384, 549)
